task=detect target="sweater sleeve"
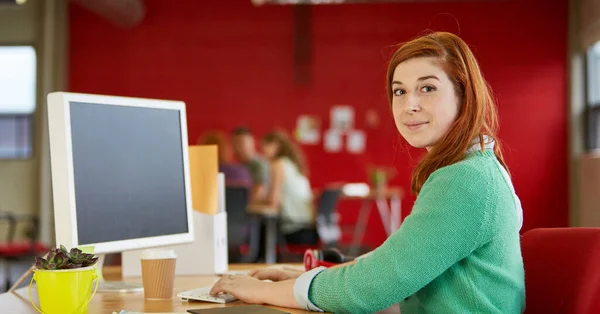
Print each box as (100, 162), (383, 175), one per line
(307, 164), (498, 313)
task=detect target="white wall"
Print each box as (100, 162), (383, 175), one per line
(0, 0), (67, 243)
(0, 0), (41, 240)
(569, 0), (585, 226)
(569, 0), (600, 228)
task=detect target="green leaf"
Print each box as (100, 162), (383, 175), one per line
(52, 251), (68, 266)
(69, 248), (83, 256)
(35, 256), (49, 270)
(38, 245), (98, 270)
(46, 250), (56, 261)
(82, 257), (99, 267)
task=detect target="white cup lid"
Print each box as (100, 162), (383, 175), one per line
(140, 249), (177, 260)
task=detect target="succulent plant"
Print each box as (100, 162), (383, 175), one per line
(35, 245), (99, 270)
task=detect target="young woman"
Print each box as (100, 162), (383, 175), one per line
(210, 31), (525, 313)
(249, 130), (318, 245)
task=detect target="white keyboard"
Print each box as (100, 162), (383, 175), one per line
(177, 286), (237, 304)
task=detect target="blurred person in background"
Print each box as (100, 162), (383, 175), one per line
(250, 130), (318, 246)
(198, 130), (251, 186)
(231, 127), (270, 201)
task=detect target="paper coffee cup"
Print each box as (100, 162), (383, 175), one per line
(141, 249), (177, 299)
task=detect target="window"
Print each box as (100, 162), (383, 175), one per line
(0, 46), (36, 159)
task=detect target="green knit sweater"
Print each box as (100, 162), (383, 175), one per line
(308, 151), (525, 313)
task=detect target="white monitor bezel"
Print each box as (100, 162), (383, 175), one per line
(47, 92), (195, 254)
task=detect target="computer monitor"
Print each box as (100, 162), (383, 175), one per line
(47, 92), (195, 291)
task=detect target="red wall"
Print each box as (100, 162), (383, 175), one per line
(68, 0), (569, 247)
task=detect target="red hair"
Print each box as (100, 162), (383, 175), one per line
(386, 32), (509, 195)
(262, 130), (309, 177)
(198, 130), (233, 163)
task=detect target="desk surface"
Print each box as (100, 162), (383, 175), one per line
(340, 187), (404, 200)
(0, 264), (316, 314)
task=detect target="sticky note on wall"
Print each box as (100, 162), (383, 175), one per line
(188, 145), (218, 214)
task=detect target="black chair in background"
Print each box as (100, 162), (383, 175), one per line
(0, 212), (48, 292)
(277, 186), (343, 262)
(225, 185), (261, 263)
(314, 187), (343, 248)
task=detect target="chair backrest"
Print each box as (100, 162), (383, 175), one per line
(315, 188), (342, 223)
(225, 185), (250, 246)
(0, 212), (17, 243)
(314, 188), (342, 245)
(521, 227), (600, 314)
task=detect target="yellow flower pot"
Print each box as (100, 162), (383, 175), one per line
(28, 266), (98, 314)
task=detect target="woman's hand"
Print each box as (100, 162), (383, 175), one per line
(211, 273), (301, 309)
(248, 267), (304, 282)
(210, 274), (270, 304)
(246, 203), (278, 216)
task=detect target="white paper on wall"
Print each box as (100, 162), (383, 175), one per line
(330, 105), (354, 133)
(347, 130), (366, 154)
(295, 115), (321, 145)
(324, 129), (343, 153)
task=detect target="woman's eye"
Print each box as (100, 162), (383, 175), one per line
(393, 89), (405, 96)
(421, 85), (435, 93)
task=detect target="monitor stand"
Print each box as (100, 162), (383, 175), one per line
(95, 254), (143, 293)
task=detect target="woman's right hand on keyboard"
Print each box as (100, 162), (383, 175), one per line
(247, 268), (304, 282)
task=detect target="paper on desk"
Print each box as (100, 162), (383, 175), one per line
(217, 172), (225, 213)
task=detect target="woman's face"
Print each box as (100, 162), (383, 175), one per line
(391, 57), (460, 150)
(261, 141), (279, 159)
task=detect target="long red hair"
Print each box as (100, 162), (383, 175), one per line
(386, 32), (509, 195)
(262, 130), (309, 177)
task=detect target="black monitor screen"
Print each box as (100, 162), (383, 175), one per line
(69, 102), (189, 245)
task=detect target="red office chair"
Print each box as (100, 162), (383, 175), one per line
(521, 228), (600, 314)
(0, 212), (49, 291)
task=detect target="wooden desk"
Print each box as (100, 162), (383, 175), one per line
(0, 264), (316, 314)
